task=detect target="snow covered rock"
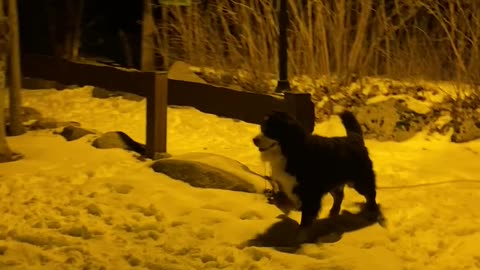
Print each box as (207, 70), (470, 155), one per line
(22, 77), (61, 89)
(354, 98), (431, 141)
(150, 152), (267, 193)
(5, 107), (80, 135)
(92, 131), (146, 155)
(450, 104), (480, 143)
(57, 126), (96, 141)
(451, 118), (480, 143)
(28, 118), (80, 131)
(92, 87), (144, 101)
(168, 61), (207, 83)
(4, 106), (42, 126)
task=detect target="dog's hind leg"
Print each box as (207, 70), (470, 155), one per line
(353, 173), (379, 214)
(329, 185), (345, 217)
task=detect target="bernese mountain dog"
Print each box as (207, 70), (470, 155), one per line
(253, 110), (379, 242)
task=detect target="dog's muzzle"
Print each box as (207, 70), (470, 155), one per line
(253, 136), (277, 152)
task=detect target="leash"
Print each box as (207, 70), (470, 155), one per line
(261, 163), (277, 204)
(377, 179), (480, 190)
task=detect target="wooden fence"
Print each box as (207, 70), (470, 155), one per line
(21, 54), (315, 158)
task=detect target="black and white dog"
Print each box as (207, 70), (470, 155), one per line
(253, 110), (379, 239)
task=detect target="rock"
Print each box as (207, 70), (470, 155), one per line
(0, 245), (7, 255)
(29, 119), (60, 129)
(91, 131), (146, 155)
(113, 184), (134, 194)
(153, 152), (172, 160)
(57, 126), (96, 141)
(451, 118), (480, 143)
(86, 203), (102, 216)
(151, 152), (268, 193)
(450, 104), (480, 143)
(92, 87), (144, 101)
(151, 160), (256, 193)
(4, 106), (42, 125)
(353, 98), (431, 142)
(168, 61), (207, 83)
(428, 112), (453, 135)
(22, 77), (66, 90)
(28, 118), (81, 130)
(5, 106), (44, 135)
(136, 152), (172, 162)
(0, 152), (24, 163)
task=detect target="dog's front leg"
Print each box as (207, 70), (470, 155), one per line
(296, 196), (321, 243)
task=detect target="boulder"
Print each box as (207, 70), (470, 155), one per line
(92, 131), (146, 155)
(151, 152), (268, 193)
(4, 106), (42, 126)
(91, 87), (144, 101)
(28, 118), (81, 130)
(450, 103), (480, 143)
(22, 77), (66, 90)
(451, 117), (480, 143)
(353, 97), (431, 141)
(57, 126), (97, 141)
(5, 106), (43, 135)
(168, 61), (207, 83)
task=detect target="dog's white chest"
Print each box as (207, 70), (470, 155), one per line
(271, 166), (301, 208)
(263, 150), (301, 209)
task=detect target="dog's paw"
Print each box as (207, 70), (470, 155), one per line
(295, 227), (310, 244)
(360, 204), (387, 227)
(264, 189), (275, 204)
(271, 191), (297, 213)
(263, 188), (274, 195)
(377, 214), (387, 228)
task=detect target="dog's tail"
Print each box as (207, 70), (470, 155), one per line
(339, 111), (363, 138)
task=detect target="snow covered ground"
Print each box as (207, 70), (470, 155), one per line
(1, 86), (480, 270)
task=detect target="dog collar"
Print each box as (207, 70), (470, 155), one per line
(259, 142), (278, 152)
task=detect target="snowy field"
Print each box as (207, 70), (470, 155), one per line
(1, 86), (480, 270)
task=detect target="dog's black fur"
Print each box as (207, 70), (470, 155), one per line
(254, 110), (379, 231)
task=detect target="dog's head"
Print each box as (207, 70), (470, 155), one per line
(253, 111), (306, 152)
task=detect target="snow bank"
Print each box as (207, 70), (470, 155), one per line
(0, 87), (479, 269)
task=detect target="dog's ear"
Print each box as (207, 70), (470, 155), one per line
(262, 110), (289, 128)
(265, 110), (284, 119)
(267, 110), (295, 122)
(264, 110), (306, 142)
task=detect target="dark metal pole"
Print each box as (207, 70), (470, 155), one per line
(275, 0), (290, 93)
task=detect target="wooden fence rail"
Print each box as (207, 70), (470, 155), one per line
(21, 54), (315, 158)
(22, 54), (167, 158)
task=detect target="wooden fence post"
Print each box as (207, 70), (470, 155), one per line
(284, 92), (315, 133)
(146, 71), (168, 158)
(7, 0), (26, 135)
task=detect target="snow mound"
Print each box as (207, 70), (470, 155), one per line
(151, 152), (269, 193)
